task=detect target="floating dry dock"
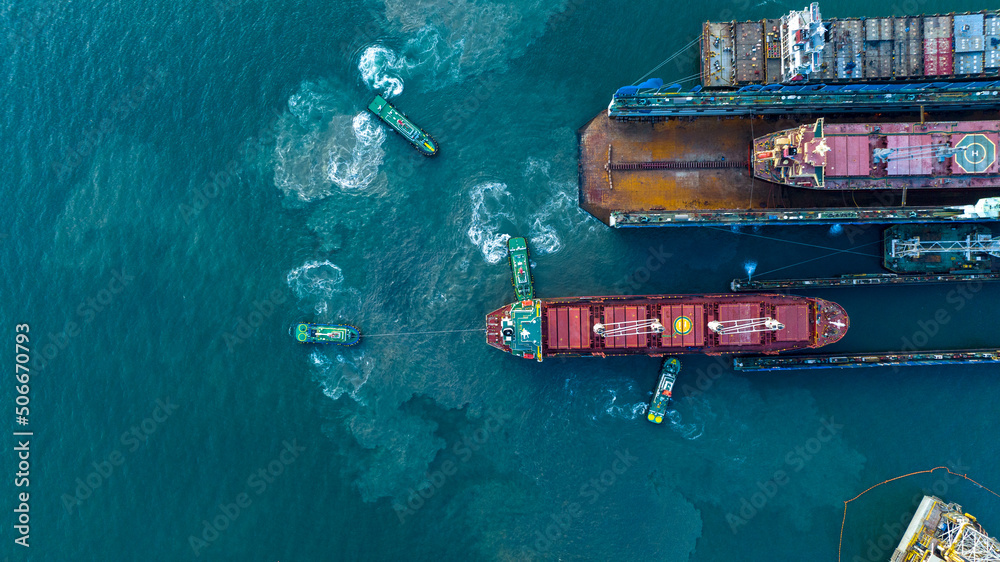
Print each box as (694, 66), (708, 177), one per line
(581, 2), (1000, 227)
(733, 349), (1000, 370)
(579, 112), (1000, 227)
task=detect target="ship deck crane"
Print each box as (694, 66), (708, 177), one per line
(708, 317), (784, 334)
(938, 512), (1000, 562)
(892, 496), (1000, 562)
(593, 318), (665, 337)
(890, 234), (1000, 260)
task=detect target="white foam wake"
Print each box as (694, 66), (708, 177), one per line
(310, 349), (372, 405)
(523, 157), (596, 255)
(667, 403), (705, 441)
(325, 112), (386, 192)
(601, 384), (648, 420)
(466, 181), (513, 264)
(274, 82), (387, 202)
(359, 45), (405, 97)
(286, 260), (346, 300)
(382, 0), (559, 88)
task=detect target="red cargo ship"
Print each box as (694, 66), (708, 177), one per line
(485, 294), (848, 361)
(752, 118), (1000, 190)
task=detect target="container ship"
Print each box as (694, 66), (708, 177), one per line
(752, 118), (1000, 190)
(485, 294), (848, 361)
(580, 3), (1000, 227)
(701, 3), (999, 88)
(610, 3), (1000, 118)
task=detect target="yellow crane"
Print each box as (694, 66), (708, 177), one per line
(892, 496), (1000, 562)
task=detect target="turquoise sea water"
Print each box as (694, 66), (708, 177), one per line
(3, 0), (1000, 560)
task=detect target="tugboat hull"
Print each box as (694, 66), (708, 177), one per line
(294, 323), (361, 345)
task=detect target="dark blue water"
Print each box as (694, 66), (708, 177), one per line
(4, 0), (1000, 560)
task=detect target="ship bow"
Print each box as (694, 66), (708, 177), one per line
(814, 298), (849, 347)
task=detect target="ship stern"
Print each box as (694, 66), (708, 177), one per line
(485, 304), (514, 354)
(485, 300), (544, 360)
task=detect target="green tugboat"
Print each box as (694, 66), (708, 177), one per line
(508, 237), (533, 301)
(294, 323), (361, 345)
(366, 95), (438, 156)
(647, 357), (681, 424)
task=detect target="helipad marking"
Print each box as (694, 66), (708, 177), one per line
(673, 316), (693, 335)
(953, 134), (996, 174)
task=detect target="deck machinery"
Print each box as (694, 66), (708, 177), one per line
(886, 224), (1000, 273)
(892, 495), (1000, 562)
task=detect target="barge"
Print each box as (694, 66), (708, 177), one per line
(731, 272), (1000, 291)
(885, 223), (1000, 273)
(733, 348), (1000, 371)
(485, 294), (848, 361)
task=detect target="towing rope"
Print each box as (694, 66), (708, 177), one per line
(608, 160), (748, 170)
(360, 328), (483, 338)
(838, 466), (1000, 562)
